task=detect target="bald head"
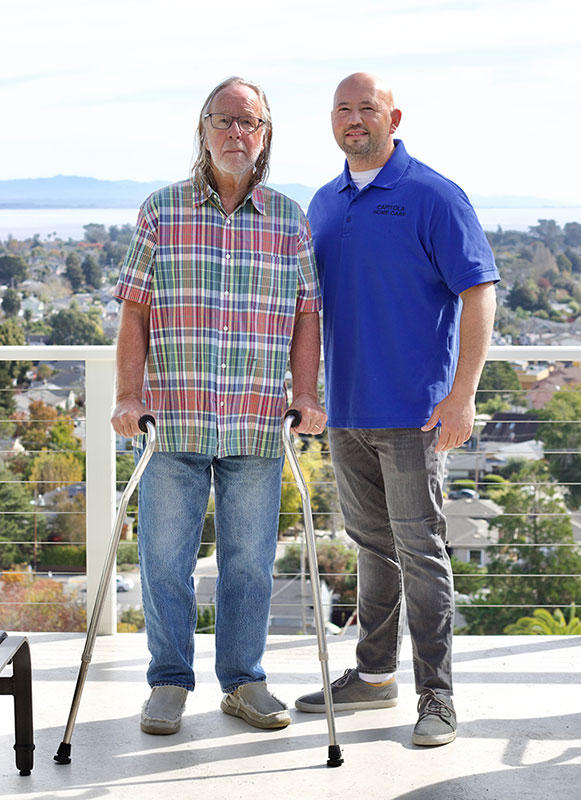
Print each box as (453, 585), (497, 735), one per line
(333, 73), (395, 112)
(331, 73), (402, 170)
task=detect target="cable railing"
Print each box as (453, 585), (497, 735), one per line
(0, 345), (580, 635)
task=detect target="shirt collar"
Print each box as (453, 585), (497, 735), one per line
(191, 177), (266, 215)
(337, 139), (410, 192)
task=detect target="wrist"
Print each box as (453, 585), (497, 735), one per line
(291, 391), (319, 404)
(116, 392), (142, 403)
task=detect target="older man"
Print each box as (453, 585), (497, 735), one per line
(295, 73), (499, 746)
(112, 77), (326, 733)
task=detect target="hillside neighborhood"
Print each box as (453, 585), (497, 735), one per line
(1, 216), (581, 635)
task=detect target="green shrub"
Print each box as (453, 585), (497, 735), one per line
(119, 606), (145, 632)
(196, 605), (215, 633)
(117, 541), (139, 566)
(37, 544), (86, 567)
(452, 479), (476, 490)
(199, 499), (216, 558)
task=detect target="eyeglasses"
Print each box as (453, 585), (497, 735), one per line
(204, 113), (265, 133)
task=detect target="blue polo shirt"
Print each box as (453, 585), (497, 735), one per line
(308, 139), (499, 429)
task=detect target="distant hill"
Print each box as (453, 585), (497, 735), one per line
(0, 175), (169, 209)
(0, 175), (573, 211)
(0, 175), (317, 209)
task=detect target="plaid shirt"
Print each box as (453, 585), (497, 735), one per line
(114, 179), (321, 457)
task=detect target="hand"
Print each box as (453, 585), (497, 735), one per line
(111, 395), (153, 438)
(288, 393), (328, 436)
(421, 392), (475, 453)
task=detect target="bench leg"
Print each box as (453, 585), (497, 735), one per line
(12, 642), (35, 776)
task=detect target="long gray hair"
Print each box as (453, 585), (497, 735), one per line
(191, 76), (272, 194)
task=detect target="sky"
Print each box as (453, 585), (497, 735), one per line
(2, 0), (580, 202)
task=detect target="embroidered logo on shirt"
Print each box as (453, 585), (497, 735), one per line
(373, 204), (406, 217)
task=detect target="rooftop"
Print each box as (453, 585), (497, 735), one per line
(1, 632), (580, 800)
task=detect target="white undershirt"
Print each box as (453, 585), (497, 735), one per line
(350, 167), (382, 191)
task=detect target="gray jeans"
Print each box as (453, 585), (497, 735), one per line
(328, 427), (454, 694)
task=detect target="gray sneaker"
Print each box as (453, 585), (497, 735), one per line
(413, 688), (457, 746)
(221, 681), (291, 729)
(295, 668), (398, 712)
(141, 686), (188, 735)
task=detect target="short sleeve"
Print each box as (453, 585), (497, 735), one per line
(429, 193), (500, 296)
(114, 195), (159, 305)
(295, 214), (322, 313)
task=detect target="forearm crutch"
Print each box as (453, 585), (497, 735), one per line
(54, 415), (156, 765)
(282, 410), (343, 768)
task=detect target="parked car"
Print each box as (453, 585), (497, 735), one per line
(447, 488), (479, 500)
(116, 575), (135, 592)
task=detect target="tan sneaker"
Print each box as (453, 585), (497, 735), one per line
(221, 681), (291, 729)
(141, 686), (188, 734)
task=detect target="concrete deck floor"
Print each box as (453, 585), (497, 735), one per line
(1, 632), (580, 800)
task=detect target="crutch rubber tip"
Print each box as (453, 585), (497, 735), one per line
(54, 742), (72, 765)
(327, 744), (344, 767)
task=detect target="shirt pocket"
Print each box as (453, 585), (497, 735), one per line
(248, 252), (296, 318)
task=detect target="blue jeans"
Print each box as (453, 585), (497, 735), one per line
(328, 427), (454, 694)
(135, 449), (284, 693)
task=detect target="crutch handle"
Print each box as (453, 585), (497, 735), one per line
(284, 408), (302, 427)
(138, 414), (156, 433)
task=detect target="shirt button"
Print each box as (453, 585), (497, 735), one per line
(224, 290), (229, 296)
(221, 363), (226, 369)
(225, 254), (231, 260)
(223, 325), (228, 331)
(220, 401), (224, 407)
(226, 218), (231, 224)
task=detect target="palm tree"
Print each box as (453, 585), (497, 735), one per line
(504, 604), (581, 634)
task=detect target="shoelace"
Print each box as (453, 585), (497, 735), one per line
(417, 688), (454, 720)
(331, 669), (355, 689)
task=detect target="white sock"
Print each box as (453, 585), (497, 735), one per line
(358, 671), (395, 684)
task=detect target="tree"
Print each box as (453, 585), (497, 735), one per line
(528, 219), (564, 253)
(476, 361), (522, 407)
(2, 288), (21, 317)
(0, 467), (46, 568)
(507, 280), (550, 313)
(462, 461), (581, 634)
(83, 223), (108, 243)
(29, 451), (84, 494)
(275, 540), (357, 625)
(0, 571), (86, 632)
(13, 399), (58, 451)
(565, 248), (581, 273)
(564, 222), (581, 247)
(0, 319), (29, 436)
(45, 492), (86, 545)
(0, 254), (28, 286)
(556, 252), (573, 272)
(279, 440), (320, 534)
(81, 254), (102, 289)
(450, 555), (487, 596)
(65, 253), (84, 292)
(36, 363), (54, 382)
(48, 308), (110, 345)
(537, 388), (581, 508)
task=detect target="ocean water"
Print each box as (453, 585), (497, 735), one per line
(1, 206), (581, 241)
